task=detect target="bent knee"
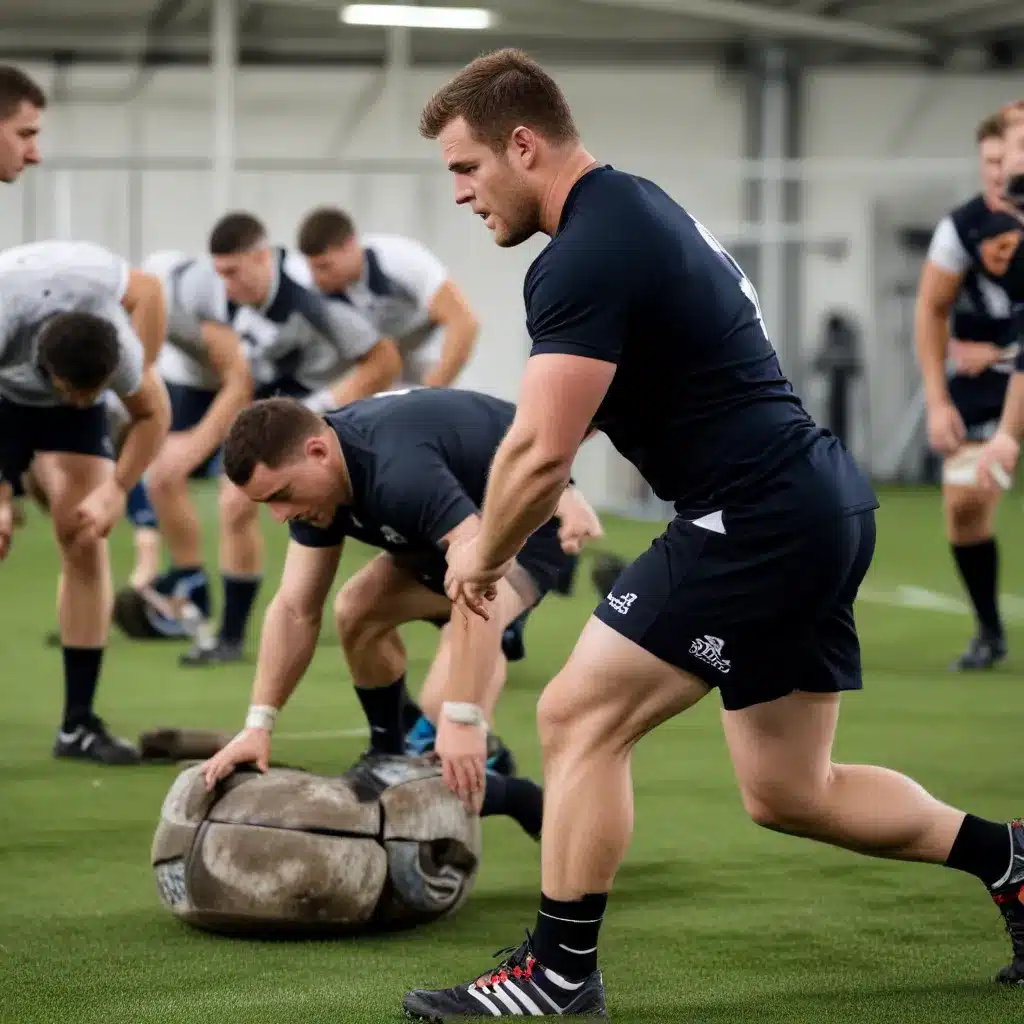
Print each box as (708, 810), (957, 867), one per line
(333, 583), (378, 645)
(740, 779), (826, 833)
(219, 486), (256, 528)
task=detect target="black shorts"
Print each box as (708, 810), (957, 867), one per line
(594, 509), (876, 711)
(167, 383), (220, 478)
(0, 399), (113, 496)
(397, 521), (573, 624)
(948, 371), (1009, 441)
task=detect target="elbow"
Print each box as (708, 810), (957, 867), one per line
(375, 339), (403, 389)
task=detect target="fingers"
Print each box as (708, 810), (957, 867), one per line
(447, 754), (485, 813)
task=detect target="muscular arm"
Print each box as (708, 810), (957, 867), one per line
(250, 541), (342, 710)
(421, 280), (480, 388)
(914, 261), (963, 407)
(114, 368), (172, 491)
(121, 269), (167, 367)
(477, 355), (615, 571)
(322, 337), (402, 408)
(183, 322), (253, 463)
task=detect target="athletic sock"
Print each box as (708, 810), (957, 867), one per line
(61, 647), (104, 730)
(219, 573), (261, 645)
(356, 675), (410, 755)
(154, 565), (210, 619)
(126, 480), (158, 529)
(945, 813), (1013, 888)
(532, 892), (607, 980)
(952, 539), (1003, 639)
(401, 695), (424, 734)
(481, 772), (544, 838)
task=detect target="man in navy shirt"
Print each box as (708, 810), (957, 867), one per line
(400, 50), (1024, 1018)
(197, 390), (604, 833)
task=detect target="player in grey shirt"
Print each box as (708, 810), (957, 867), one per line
(0, 240), (171, 764)
(157, 212), (402, 666)
(296, 207), (479, 386)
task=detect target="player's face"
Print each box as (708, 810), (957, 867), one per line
(213, 248), (273, 307)
(439, 117), (540, 248)
(980, 136), (1005, 201)
(0, 102), (42, 183)
(244, 445), (341, 528)
(306, 243), (362, 292)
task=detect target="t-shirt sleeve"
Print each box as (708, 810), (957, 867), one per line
(927, 215), (972, 275)
(106, 305), (146, 399)
(382, 447), (479, 546)
(525, 247), (630, 365)
(289, 509), (348, 548)
(320, 296), (383, 362)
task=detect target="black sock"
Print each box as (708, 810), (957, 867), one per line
(482, 772), (544, 838)
(61, 647), (103, 730)
(945, 813), (1011, 888)
(219, 573), (261, 645)
(155, 565), (210, 618)
(401, 695), (424, 734)
(356, 675), (410, 754)
(952, 539), (1003, 639)
(533, 892), (607, 980)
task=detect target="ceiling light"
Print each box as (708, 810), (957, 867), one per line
(340, 4), (495, 30)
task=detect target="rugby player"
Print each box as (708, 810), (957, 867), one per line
(0, 241), (171, 764)
(914, 111), (1019, 670)
(145, 213), (402, 665)
(0, 64), (43, 183)
(296, 207), (479, 387)
(198, 389), (604, 832)
(395, 53), (1024, 1017)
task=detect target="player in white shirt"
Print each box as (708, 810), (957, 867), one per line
(157, 212), (401, 666)
(296, 207), (479, 386)
(0, 240), (171, 764)
(110, 248), (254, 640)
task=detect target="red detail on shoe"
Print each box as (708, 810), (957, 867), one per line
(993, 884), (1024, 905)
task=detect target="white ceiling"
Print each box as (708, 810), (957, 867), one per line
(0, 0), (1022, 65)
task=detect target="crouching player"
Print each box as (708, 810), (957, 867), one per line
(199, 389), (605, 834)
(0, 240), (171, 762)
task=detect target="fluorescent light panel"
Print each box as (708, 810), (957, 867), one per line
(340, 4), (494, 29)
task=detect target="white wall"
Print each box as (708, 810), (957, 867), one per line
(0, 60), (1019, 499)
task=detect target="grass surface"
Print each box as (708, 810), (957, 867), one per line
(2, 484), (1024, 1023)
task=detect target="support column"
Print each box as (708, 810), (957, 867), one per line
(211, 0), (237, 219)
(744, 43), (803, 392)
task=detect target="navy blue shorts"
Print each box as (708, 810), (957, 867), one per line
(948, 373), (1008, 441)
(0, 399), (114, 495)
(594, 509), (876, 711)
(167, 383), (221, 479)
(397, 521), (573, 626)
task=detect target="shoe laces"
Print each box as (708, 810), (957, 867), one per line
(475, 931), (536, 989)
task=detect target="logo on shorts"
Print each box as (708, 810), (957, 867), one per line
(380, 525), (407, 546)
(689, 634), (731, 674)
(606, 591), (637, 615)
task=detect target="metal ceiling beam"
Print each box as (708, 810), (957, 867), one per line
(578, 0), (934, 52)
(839, 0), (1011, 26)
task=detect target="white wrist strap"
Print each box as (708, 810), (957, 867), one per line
(441, 701), (487, 728)
(245, 704), (278, 732)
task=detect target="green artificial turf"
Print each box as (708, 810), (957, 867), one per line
(2, 483), (1023, 1023)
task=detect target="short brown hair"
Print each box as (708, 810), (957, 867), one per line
(297, 207), (355, 256)
(977, 112), (1005, 144)
(223, 398), (324, 486)
(209, 212), (267, 256)
(419, 48), (578, 151)
(1001, 100), (1024, 129)
(0, 65), (46, 120)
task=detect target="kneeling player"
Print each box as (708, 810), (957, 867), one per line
(0, 240), (171, 762)
(200, 390), (604, 830)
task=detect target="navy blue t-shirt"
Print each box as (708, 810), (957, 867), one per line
(288, 388), (534, 556)
(525, 166), (877, 528)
